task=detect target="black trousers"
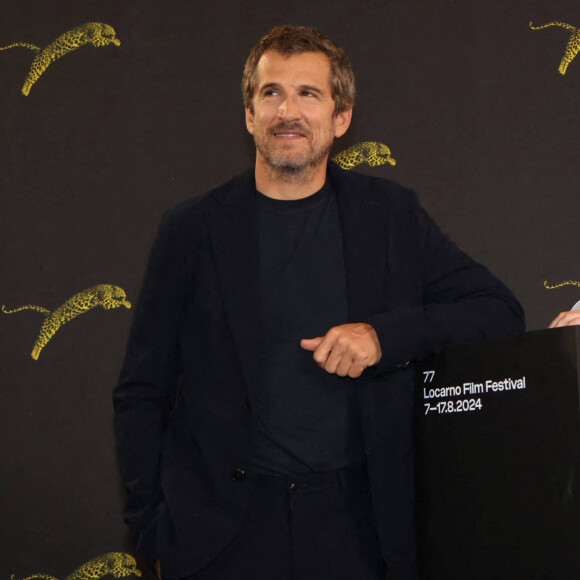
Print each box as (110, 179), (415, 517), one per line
(171, 462), (387, 580)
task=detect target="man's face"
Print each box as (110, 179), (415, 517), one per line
(245, 50), (352, 175)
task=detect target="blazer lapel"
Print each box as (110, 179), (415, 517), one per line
(329, 163), (389, 322)
(206, 169), (262, 389)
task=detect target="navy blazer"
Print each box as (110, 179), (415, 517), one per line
(113, 163), (525, 580)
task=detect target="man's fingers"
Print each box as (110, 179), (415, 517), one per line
(549, 311), (580, 328)
(300, 337), (324, 351)
(301, 323), (381, 378)
(348, 361), (366, 379)
(310, 331), (337, 367)
(322, 336), (347, 373)
(335, 354), (354, 377)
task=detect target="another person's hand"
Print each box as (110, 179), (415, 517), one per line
(548, 311), (580, 328)
(154, 560), (161, 580)
(300, 322), (382, 378)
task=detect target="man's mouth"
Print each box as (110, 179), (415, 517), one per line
(271, 124), (309, 139)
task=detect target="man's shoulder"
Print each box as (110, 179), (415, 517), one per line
(164, 168), (255, 222)
(327, 161), (418, 208)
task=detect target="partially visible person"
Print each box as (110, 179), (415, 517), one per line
(549, 301), (580, 327)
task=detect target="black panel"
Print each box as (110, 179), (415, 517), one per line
(416, 327), (580, 579)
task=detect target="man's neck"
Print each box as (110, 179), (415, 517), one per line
(254, 156), (328, 200)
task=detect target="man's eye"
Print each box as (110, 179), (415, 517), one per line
(264, 90), (279, 96)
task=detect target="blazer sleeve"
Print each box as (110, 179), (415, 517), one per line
(112, 206), (190, 556)
(363, 191), (525, 375)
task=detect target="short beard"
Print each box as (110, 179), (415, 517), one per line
(262, 146), (330, 177)
(254, 123), (333, 181)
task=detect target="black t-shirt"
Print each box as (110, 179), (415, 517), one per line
(252, 182), (364, 475)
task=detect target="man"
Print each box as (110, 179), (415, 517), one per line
(113, 25), (525, 580)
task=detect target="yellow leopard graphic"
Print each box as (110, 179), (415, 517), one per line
(11, 552), (141, 580)
(2, 284), (131, 359)
(332, 141), (396, 170)
(0, 22), (121, 95)
(544, 279), (580, 289)
(529, 21), (580, 74)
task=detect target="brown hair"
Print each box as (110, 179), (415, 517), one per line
(242, 25), (355, 115)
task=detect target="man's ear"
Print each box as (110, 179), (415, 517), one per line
(245, 106), (255, 135)
(333, 108), (353, 139)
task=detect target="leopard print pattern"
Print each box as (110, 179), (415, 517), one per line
(66, 553), (141, 580)
(2, 284), (131, 359)
(0, 22), (120, 95)
(332, 141), (396, 170)
(11, 552), (141, 580)
(529, 21), (580, 75)
(544, 280), (580, 289)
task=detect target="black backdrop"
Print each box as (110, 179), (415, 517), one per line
(2, 0), (580, 577)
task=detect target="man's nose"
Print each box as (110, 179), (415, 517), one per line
(277, 96), (300, 120)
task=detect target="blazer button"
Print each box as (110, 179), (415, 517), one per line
(243, 397), (251, 411)
(232, 468), (247, 482)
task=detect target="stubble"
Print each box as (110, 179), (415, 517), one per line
(253, 122), (334, 183)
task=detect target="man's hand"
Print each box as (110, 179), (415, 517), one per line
(300, 322), (382, 378)
(549, 311), (580, 328)
(154, 560), (161, 580)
